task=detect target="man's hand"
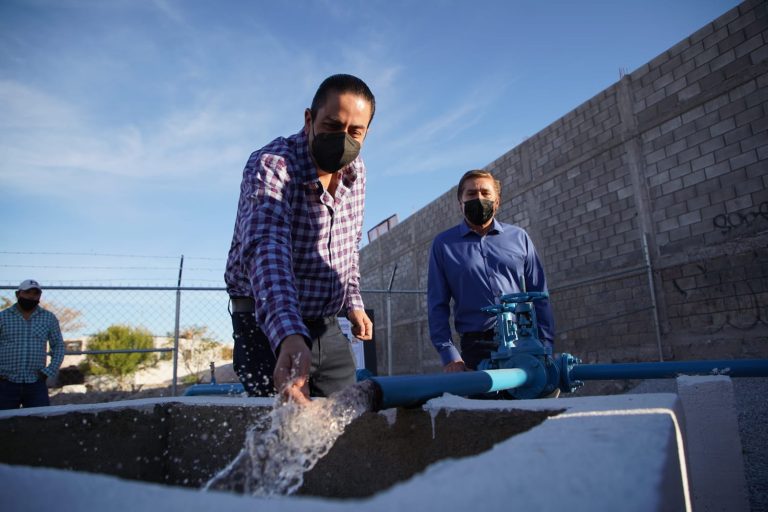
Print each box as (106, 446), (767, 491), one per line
(347, 309), (373, 340)
(443, 360), (468, 373)
(273, 335), (311, 405)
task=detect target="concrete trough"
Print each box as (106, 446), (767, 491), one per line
(0, 376), (750, 511)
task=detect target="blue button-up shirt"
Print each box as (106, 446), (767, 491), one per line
(224, 129), (366, 352)
(427, 219), (555, 365)
(0, 304), (65, 383)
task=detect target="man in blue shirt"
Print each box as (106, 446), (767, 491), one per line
(428, 170), (555, 373)
(0, 279), (65, 409)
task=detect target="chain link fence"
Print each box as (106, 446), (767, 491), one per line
(0, 284), (233, 394)
(0, 283), (425, 395)
(0, 286), (232, 341)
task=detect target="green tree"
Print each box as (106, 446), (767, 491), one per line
(165, 325), (225, 383)
(84, 325), (157, 384)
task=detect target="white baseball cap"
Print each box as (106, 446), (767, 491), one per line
(18, 279), (42, 291)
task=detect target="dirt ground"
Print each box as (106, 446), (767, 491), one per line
(49, 384), (196, 406)
(49, 363), (241, 406)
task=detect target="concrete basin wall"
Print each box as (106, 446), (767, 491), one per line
(0, 398), (270, 488)
(0, 376), (752, 511)
(0, 396), (558, 495)
(300, 406), (559, 498)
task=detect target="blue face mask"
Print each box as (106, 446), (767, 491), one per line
(463, 198), (495, 226)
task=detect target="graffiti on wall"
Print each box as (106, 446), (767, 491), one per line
(670, 256), (767, 335)
(713, 201), (768, 233)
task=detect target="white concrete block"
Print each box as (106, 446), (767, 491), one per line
(0, 393), (692, 512)
(676, 375), (749, 512)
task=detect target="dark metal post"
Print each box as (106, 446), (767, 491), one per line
(386, 264), (398, 376)
(171, 255), (184, 396)
(642, 233), (664, 362)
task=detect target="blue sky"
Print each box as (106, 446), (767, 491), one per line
(0, 0), (742, 287)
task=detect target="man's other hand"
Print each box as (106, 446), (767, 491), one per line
(273, 335), (311, 405)
(347, 309), (373, 340)
(443, 360), (468, 373)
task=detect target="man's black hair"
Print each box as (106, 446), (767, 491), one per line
(310, 74), (376, 126)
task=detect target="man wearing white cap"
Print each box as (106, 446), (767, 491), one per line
(0, 279), (65, 409)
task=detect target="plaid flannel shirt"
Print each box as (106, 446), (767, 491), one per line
(0, 304), (65, 383)
(225, 129), (366, 352)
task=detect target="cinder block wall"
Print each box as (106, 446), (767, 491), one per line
(360, 0), (768, 375)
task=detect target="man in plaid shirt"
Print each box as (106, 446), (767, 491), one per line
(225, 74), (375, 404)
(0, 279), (64, 409)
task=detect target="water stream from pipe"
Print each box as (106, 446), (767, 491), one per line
(204, 380), (377, 496)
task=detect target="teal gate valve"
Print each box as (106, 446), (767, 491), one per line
(557, 352), (584, 393)
(477, 291), (563, 398)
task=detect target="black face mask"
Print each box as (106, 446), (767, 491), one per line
(463, 198), (495, 226)
(310, 125), (361, 173)
(17, 297), (39, 312)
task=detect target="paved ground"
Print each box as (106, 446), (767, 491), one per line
(732, 378), (768, 512)
(628, 377), (767, 512)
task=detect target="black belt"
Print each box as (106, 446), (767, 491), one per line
(230, 297), (337, 329)
(460, 329), (495, 342)
(460, 329), (497, 351)
(303, 316), (338, 329)
(230, 297), (255, 313)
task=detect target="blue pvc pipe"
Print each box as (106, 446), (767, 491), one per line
(183, 383), (245, 396)
(184, 370), (376, 396)
(570, 359), (768, 381)
(369, 368), (528, 410)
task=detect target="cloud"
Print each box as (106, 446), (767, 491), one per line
(368, 73), (520, 178)
(0, 80), (79, 130)
(373, 134), (516, 179)
(149, 0), (188, 26)
(0, 80), (264, 200)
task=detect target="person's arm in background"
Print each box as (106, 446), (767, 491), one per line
(43, 314), (64, 379)
(427, 238), (465, 372)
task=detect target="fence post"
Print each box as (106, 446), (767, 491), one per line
(642, 234), (664, 362)
(171, 255), (184, 395)
(386, 264), (397, 376)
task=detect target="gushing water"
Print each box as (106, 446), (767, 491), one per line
(204, 380), (377, 496)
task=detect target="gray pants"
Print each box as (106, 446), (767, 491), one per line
(302, 317), (357, 397)
(232, 306), (355, 398)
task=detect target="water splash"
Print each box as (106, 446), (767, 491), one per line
(204, 380), (377, 496)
